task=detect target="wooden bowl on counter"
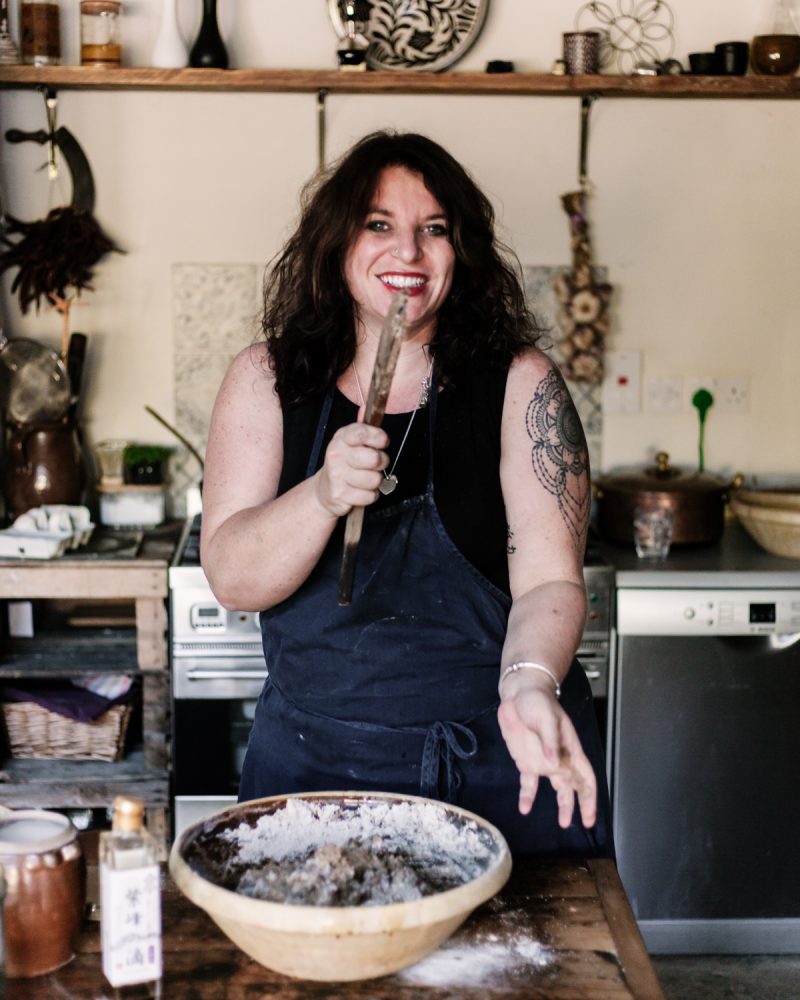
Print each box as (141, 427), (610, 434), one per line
(733, 488), (800, 513)
(730, 494), (800, 558)
(168, 791), (511, 982)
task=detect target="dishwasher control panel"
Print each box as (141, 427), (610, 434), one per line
(617, 588), (800, 636)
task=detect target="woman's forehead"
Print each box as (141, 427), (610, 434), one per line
(369, 165), (446, 215)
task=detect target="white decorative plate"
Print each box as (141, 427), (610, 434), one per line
(328, 0), (490, 73)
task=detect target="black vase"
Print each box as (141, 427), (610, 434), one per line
(189, 0), (228, 69)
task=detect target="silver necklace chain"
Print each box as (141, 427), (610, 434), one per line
(351, 355), (434, 496)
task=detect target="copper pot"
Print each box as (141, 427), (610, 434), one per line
(594, 452), (742, 546)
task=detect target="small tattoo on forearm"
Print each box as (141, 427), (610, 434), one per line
(507, 526), (516, 555)
(526, 368), (590, 547)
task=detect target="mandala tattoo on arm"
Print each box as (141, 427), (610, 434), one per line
(526, 367), (590, 548)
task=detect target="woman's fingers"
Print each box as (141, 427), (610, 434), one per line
(498, 694), (598, 828)
(316, 423), (389, 514)
(558, 728), (598, 829)
(518, 772), (539, 816)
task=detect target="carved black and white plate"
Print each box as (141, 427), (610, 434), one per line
(328, 0), (490, 73)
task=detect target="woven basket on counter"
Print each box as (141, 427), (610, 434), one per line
(1, 701), (132, 762)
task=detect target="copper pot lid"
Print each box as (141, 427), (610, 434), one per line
(597, 452), (728, 496)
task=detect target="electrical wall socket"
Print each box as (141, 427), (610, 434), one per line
(685, 376), (749, 414)
(602, 350), (641, 414)
(715, 376), (749, 413)
(645, 376), (683, 413)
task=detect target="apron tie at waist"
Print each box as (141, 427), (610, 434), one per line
(420, 720), (478, 803)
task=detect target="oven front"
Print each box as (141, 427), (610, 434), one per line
(170, 573), (266, 839)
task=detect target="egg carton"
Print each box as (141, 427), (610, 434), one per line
(0, 506), (95, 560)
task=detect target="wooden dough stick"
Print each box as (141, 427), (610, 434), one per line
(337, 290), (410, 606)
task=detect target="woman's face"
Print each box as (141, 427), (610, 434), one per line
(344, 165), (456, 343)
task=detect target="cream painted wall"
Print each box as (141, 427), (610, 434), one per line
(1, 0), (798, 482)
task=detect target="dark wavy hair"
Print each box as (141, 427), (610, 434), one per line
(263, 130), (543, 405)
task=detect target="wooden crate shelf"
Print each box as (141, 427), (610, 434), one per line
(0, 533), (177, 856)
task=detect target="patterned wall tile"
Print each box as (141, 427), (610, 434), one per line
(523, 265), (605, 476)
(170, 263), (261, 514)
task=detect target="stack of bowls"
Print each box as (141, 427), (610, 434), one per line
(730, 488), (800, 558)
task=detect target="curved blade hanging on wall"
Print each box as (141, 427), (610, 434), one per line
(0, 91), (120, 353)
(5, 124), (96, 213)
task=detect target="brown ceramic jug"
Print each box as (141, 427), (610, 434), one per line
(3, 417), (87, 518)
(0, 808), (85, 977)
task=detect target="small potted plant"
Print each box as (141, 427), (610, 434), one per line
(123, 444), (172, 486)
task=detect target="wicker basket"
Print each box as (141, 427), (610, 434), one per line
(1, 701), (132, 762)
(730, 496), (800, 559)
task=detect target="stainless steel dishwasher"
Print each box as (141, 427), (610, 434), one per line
(612, 583), (800, 954)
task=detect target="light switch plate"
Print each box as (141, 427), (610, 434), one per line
(645, 375), (683, 413)
(602, 350), (641, 413)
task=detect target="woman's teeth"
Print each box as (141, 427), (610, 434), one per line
(381, 275), (425, 289)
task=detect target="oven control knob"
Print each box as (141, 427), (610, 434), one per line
(683, 607), (696, 619)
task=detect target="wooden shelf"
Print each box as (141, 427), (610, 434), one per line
(0, 65), (799, 98)
(0, 627), (139, 678)
(0, 750), (168, 810)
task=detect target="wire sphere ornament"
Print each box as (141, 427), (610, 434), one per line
(575, 0), (675, 74)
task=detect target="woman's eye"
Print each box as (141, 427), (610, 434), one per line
(423, 223), (449, 237)
(365, 219), (390, 232)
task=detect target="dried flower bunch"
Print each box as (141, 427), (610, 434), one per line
(553, 190), (612, 384)
(0, 205), (118, 315)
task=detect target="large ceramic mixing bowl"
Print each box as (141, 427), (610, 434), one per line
(169, 790), (512, 982)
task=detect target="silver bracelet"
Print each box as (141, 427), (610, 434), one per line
(498, 661), (561, 699)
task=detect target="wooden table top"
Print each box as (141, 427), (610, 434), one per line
(8, 858), (666, 999)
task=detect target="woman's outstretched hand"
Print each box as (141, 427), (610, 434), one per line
(497, 684), (597, 829)
(314, 420), (389, 517)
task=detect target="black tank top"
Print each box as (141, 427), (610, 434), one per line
(278, 366), (511, 595)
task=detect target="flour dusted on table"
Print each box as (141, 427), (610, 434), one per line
(399, 928), (553, 987)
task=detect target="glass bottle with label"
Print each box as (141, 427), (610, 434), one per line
(80, 0), (121, 67)
(100, 796), (163, 999)
(20, 0), (61, 65)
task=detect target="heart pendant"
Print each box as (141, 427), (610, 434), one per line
(379, 475), (398, 496)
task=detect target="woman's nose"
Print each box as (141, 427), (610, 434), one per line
(393, 229), (422, 262)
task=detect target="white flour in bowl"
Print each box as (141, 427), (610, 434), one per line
(206, 797), (502, 906)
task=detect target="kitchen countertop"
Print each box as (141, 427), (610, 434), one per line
(9, 858), (666, 1000)
(597, 520), (800, 588)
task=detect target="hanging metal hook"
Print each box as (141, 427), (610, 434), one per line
(579, 94), (596, 189)
(40, 86), (59, 180)
(317, 88), (328, 170)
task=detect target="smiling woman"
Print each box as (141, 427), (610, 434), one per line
(343, 165), (455, 367)
(198, 130), (614, 860)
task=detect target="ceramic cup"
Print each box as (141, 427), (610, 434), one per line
(563, 31), (601, 74)
(633, 507), (674, 560)
(0, 809), (85, 978)
(715, 41), (749, 75)
(688, 51), (719, 74)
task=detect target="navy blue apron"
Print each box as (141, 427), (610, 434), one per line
(239, 380), (613, 857)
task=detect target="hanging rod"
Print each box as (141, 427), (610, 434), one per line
(317, 87), (328, 169)
(579, 93), (597, 188)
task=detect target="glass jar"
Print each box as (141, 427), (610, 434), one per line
(752, 0), (800, 75)
(20, 0), (61, 66)
(80, 0), (121, 67)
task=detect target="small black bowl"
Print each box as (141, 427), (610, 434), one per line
(688, 51), (719, 74)
(715, 41), (749, 75)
